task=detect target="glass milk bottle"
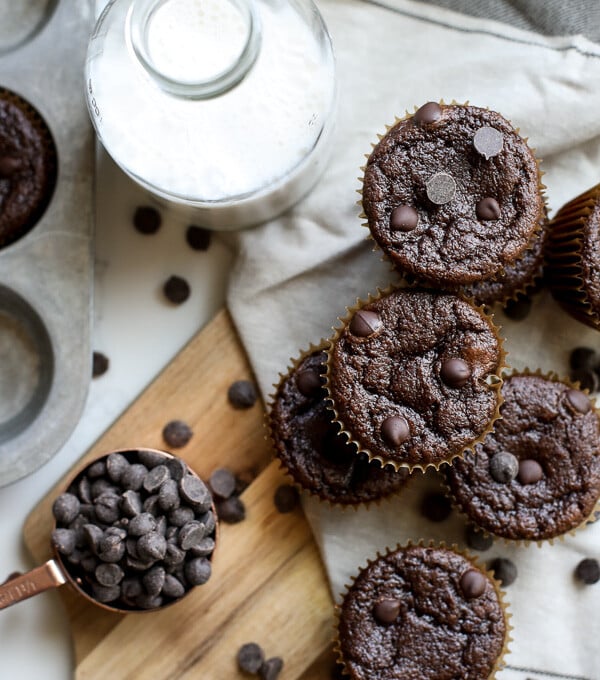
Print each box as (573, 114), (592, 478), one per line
(85, 0), (336, 230)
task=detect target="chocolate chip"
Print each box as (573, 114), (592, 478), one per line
(566, 388), (592, 414)
(185, 225), (211, 251)
(259, 657), (284, 680)
(98, 533), (126, 563)
(372, 597), (401, 624)
(237, 643), (265, 674)
(420, 492), (452, 522)
(121, 577), (143, 602)
(133, 206), (161, 234)
(163, 275), (190, 304)
(180, 475), (211, 511)
(465, 525), (494, 552)
(414, 101), (442, 125)
(473, 126), (503, 159)
(77, 476), (92, 504)
(574, 558), (600, 585)
(517, 459), (543, 485)
(143, 465), (170, 493)
(489, 452), (519, 484)
(92, 351), (109, 378)
(503, 295), (532, 321)
(138, 449), (169, 468)
(82, 523), (104, 552)
(216, 496), (246, 524)
(87, 460), (107, 479)
(189, 537), (216, 557)
(143, 565), (166, 596)
(476, 197), (501, 221)
(162, 573), (186, 598)
(106, 453), (129, 484)
(92, 583), (121, 604)
(90, 478), (117, 500)
(440, 358), (471, 387)
(164, 540), (186, 567)
(167, 456), (188, 481)
(51, 529), (76, 556)
(162, 420), (194, 448)
(94, 493), (121, 524)
(0, 155), (22, 177)
(159, 479), (181, 511)
(121, 490), (143, 517)
(296, 368), (323, 397)
(349, 309), (382, 337)
(489, 557), (518, 586)
(209, 468), (236, 499)
(390, 205), (418, 232)
(570, 368), (599, 393)
(52, 493), (81, 525)
(137, 532), (167, 562)
(135, 593), (163, 610)
(570, 346), (597, 372)
(128, 512), (157, 536)
(274, 484), (300, 513)
(460, 569), (487, 599)
(185, 556), (212, 585)
(120, 463), (148, 491)
(168, 506), (195, 527)
(381, 416), (410, 446)
(95, 563), (124, 587)
(227, 380), (258, 409)
(426, 172), (456, 205)
(178, 521), (206, 550)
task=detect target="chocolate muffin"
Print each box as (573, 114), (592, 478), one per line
(325, 288), (505, 471)
(362, 102), (544, 287)
(268, 345), (410, 505)
(336, 543), (509, 680)
(444, 373), (600, 542)
(545, 182), (600, 330)
(0, 87), (57, 248)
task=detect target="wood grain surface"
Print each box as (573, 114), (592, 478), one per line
(23, 309), (336, 679)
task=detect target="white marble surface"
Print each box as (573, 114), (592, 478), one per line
(0, 148), (233, 677)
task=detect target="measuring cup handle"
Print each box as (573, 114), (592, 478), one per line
(0, 560), (68, 610)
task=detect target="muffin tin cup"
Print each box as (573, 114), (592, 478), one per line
(332, 539), (512, 680)
(358, 100), (547, 290)
(0, 0), (94, 485)
(544, 184), (600, 330)
(324, 284), (506, 473)
(266, 340), (413, 510)
(441, 367), (600, 546)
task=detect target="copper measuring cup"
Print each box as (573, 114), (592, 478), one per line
(0, 447), (218, 613)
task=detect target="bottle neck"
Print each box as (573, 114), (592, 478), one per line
(127, 0), (261, 99)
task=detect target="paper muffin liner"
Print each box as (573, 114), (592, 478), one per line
(544, 184), (600, 330)
(324, 285), (507, 474)
(358, 100), (546, 290)
(332, 539), (512, 679)
(265, 339), (414, 510)
(441, 367), (600, 547)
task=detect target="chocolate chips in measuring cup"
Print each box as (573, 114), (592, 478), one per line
(51, 450), (217, 610)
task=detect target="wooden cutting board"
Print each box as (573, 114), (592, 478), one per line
(23, 309), (337, 679)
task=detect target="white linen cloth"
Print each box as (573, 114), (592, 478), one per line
(225, 1), (600, 677)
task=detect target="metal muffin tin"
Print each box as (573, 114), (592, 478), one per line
(0, 0), (94, 485)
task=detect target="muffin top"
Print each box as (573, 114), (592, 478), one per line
(337, 544), (507, 680)
(444, 373), (600, 541)
(362, 102), (543, 287)
(269, 348), (409, 505)
(326, 289), (504, 470)
(0, 88), (57, 248)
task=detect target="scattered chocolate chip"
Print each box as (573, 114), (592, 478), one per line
(390, 205), (418, 232)
(162, 420), (194, 448)
(420, 492), (452, 522)
(52, 493), (81, 525)
(227, 380), (258, 409)
(489, 557), (518, 586)
(259, 657), (284, 680)
(574, 558), (600, 585)
(216, 496), (246, 524)
(51, 528), (76, 556)
(518, 459), (543, 485)
(570, 368), (599, 393)
(92, 351), (110, 378)
(163, 275), (190, 304)
(426, 172), (456, 205)
(274, 484), (300, 513)
(185, 225), (211, 251)
(209, 468), (237, 499)
(133, 205), (161, 234)
(460, 569), (487, 599)
(569, 346), (597, 372)
(349, 310), (382, 337)
(381, 415), (410, 447)
(476, 197), (501, 221)
(296, 368), (323, 397)
(0, 155), (22, 177)
(473, 126), (503, 159)
(414, 101), (442, 125)
(372, 597), (401, 624)
(440, 358), (471, 387)
(237, 642), (265, 674)
(566, 388), (592, 414)
(465, 525), (494, 552)
(503, 295), (532, 321)
(489, 451), (519, 484)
